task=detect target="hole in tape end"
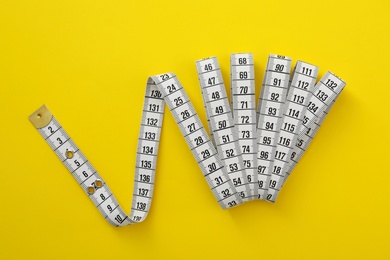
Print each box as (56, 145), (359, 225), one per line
(29, 105), (53, 128)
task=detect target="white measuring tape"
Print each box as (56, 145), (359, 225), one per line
(266, 61), (319, 202)
(284, 72), (346, 182)
(230, 53), (257, 199)
(196, 57), (251, 202)
(256, 55), (292, 200)
(29, 73), (241, 226)
(30, 54), (346, 226)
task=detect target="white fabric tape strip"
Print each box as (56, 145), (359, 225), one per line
(29, 55), (347, 225)
(256, 55), (292, 200)
(230, 53), (257, 199)
(284, 99), (334, 184)
(29, 73), (241, 227)
(284, 72), (346, 182)
(298, 72), (347, 140)
(196, 57), (252, 202)
(266, 61), (319, 202)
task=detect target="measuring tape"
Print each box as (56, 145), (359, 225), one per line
(283, 72), (346, 183)
(230, 53), (257, 199)
(266, 61), (319, 202)
(30, 54), (347, 225)
(29, 73), (241, 227)
(196, 57), (252, 202)
(255, 55), (292, 200)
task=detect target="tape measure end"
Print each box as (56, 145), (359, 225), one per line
(29, 105), (53, 129)
(328, 71), (347, 85)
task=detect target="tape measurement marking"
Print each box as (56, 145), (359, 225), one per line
(284, 99), (334, 185)
(266, 61), (319, 202)
(256, 54), (292, 200)
(29, 73), (241, 227)
(196, 57), (252, 202)
(283, 72), (346, 183)
(230, 53), (257, 199)
(297, 72), (347, 139)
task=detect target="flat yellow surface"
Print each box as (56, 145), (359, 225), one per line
(0, 0), (389, 259)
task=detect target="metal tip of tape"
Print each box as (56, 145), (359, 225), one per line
(29, 105), (53, 129)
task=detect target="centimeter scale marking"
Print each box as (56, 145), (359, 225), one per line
(230, 53), (257, 199)
(283, 72), (346, 183)
(298, 72), (347, 141)
(196, 57), (252, 202)
(266, 61), (319, 202)
(256, 54), (292, 200)
(283, 99), (335, 186)
(29, 73), (241, 227)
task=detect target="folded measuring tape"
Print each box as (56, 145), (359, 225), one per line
(29, 53), (346, 226)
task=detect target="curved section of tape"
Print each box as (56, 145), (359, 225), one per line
(29, 73), (241, 227)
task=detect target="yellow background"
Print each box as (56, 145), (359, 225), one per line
(0, 0), (389, 259)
